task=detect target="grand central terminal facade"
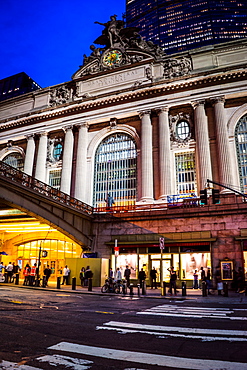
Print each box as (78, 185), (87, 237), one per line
(0, 17), (246, 286)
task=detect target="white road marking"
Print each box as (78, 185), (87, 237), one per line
(48, 341), (247, 370)
(0, 361), (42, 370)
(95, 321), (247, 342)
(37, 354), (93, 369)
(137, 304), (247, 320)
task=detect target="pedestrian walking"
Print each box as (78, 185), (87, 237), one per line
(150, 267), (157, 289)
(200, 266), (206, 288)
(61, 265), (70, 285)
(23, 263), (31, 286)
(5, 262), (13, 283)
(138, 268), (146, 288)
(168, 266), (177, 295)
(206, 267), (212, 294)
(124, 265), (131, 287)
(114, 267), (122, 282)
(29, 263), (37, 286)
(44, 265), (52, 286)
(79, 267), (85, 287)
(85, 266), (93, 286)
(193, 269), (199, 289)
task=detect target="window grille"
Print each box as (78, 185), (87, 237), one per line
(175, 151), (197, 195)
(3, 152), (24, 171)
(49, 169), (61, 189)
(93, 133), (137, 208)
(235, 114), (247, 194)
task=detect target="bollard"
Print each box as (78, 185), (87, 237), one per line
(137, 284), (140, 297)
(182, 281), (187, 296)
(15, 273), (19, 285)
(161, 281), (166, 296)
(223, 282), (228, 297)
(57, 276), (61, 289)
(72, 277), (76, 290)
(42, 276), (47, 287)
(122, 282), (126, 295)
(88, 278), (92, 291)
(202, 281), (207, 297)
(142, 281), (146, 295)
(129, 283), (134, 296)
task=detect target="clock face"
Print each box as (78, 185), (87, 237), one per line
(102, 50), (123, 67)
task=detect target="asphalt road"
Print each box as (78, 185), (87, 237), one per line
(0, 286), (247, 369)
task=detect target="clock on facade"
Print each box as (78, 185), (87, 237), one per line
(102, 49), (123, 67)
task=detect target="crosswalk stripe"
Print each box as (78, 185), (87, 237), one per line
(48, 342), (247, 370)
(96, 321), (247, 342)
(137, 304), (247, 320)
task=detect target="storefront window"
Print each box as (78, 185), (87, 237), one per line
(181, 252), (211, 280)
(115, 254), (137, 279)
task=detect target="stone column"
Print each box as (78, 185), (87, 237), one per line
(60, 126), (74, 195)
(211, 96), (233, 189)
(193, 100), (212, 190)
(140, 110), (154, 202)
(35, 132), (48, 182)
(157, 107), (172, 200)
(74, 123), (88, 202)
(24, 134), (35, 176)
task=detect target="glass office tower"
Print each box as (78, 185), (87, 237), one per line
(126, 0), (247, 53)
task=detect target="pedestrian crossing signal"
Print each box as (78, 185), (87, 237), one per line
(42, 250), (48, 257)
(212, 189), (220, 204)
(200, 189), (207, 205)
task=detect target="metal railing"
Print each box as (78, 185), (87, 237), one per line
(0, 161), (93, 216)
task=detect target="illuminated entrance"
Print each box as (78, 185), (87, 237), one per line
(17, 239), (82, 280)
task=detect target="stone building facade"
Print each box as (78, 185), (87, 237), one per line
(0, 18), (246, 285)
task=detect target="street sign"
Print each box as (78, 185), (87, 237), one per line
(159, 237), (165, 250)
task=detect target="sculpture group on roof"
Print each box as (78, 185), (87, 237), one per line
(82, 15), (166, 68)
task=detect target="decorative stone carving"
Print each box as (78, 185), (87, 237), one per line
(163, 57), (192, 79)
(49, 86), (70, 107)
(47, 137), (63, 163)
(75, 15), (166, 78)
(169, 112), (193, 144)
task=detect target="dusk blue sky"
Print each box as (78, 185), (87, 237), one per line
(0, 1), (125, 88)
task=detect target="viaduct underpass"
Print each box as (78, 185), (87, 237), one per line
(0, 161), (94, 248)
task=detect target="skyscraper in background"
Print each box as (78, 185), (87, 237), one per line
(126, 0), (247, 54)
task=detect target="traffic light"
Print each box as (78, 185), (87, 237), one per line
(212, 188), (220, 204)
(200, 189), (207, 205)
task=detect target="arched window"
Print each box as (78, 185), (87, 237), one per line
(93, 133), (137, 208)
(235, 114), (247, 194)
(3, 152), (24, 171)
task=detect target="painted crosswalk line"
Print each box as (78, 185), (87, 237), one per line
(137, 304), (247, 320)
(0, 361), (42, 370)
(48, 341), (247, 370)
(37, 354), (93, 369)
(96, 320), (247, 342)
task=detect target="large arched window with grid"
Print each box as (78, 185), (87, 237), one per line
(3, 152), (24, 171)
(93, 133), (137, 208)
(235, 114), (247, 194)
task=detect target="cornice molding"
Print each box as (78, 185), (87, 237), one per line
(0, 68), (246, 131)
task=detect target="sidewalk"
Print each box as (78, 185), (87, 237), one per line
(3, 281), (247, 303)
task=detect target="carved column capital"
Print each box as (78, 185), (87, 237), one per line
(210, 96), (225, 106)
(139, 110), (151, 119)
(25, 134), (35, 140)
(77, 122), (89, 130)
(191, 100), (205, 110)
(62, 125), (74, 133)
(155, 106), (169, 115)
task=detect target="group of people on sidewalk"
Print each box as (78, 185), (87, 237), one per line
(0, 261), (20, 283)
